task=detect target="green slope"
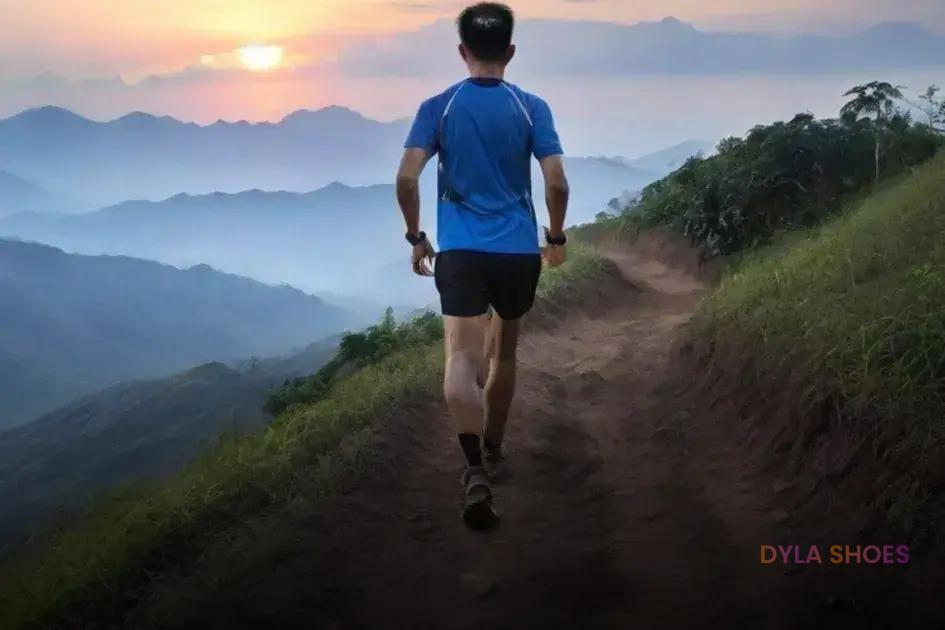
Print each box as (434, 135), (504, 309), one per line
(0, 337), (339, 546)
(699, 152), (945, 436)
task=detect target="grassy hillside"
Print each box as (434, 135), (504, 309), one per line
(698, 153), (945, 428)
(0, 336), (339, 546)
(694, 152), (945, 534)
(0, 245), (607, 629)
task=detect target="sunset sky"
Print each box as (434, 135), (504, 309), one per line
(3, 0), (945, 79)
(2, 0), (944, 155)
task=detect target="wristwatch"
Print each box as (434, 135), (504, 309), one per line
(545, 231), (567, 246)
(406, 231), (427, 246)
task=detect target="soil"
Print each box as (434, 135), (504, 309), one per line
(123, 246), (941, 630)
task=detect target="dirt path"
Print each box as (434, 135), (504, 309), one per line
(134, 250), (849, 629)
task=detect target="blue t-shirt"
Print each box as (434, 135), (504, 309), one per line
(404, 78), (563, 254)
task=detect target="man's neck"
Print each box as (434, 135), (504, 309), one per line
(467, 63), (505, 81)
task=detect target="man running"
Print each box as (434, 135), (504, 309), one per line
(396, 2), (569, 530)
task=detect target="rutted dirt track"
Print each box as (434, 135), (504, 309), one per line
(134, 249), (916, 629)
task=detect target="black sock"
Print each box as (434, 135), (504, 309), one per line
(459, 433), (482, 467)
(484, 438), (500, 452)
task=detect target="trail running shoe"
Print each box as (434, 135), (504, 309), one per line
(482, 442), (507, 482)
(462, 465), (499, 531)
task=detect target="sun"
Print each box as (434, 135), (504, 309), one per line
(237, 45), (284, 72)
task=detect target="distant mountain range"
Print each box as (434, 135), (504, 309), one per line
(617, 140), (715, 176)
(0, 337), (340, 545)
(0, 239), (357, 428)
(0, 104), (663, 219)
(0, 105), (410, 209)
(340, 17), (945, 77)
(556, 157), (657, 224)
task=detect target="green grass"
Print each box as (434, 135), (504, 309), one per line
(536, 242), (608, 299)
(697, 152), (945, 473)
(0, 243), (606, 629)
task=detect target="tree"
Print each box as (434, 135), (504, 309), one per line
(917, 85), (944, 133)
(841, 81), (905, 187)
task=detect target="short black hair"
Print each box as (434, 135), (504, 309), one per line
(458, 3), (514, 63)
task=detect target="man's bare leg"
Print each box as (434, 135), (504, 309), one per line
(482, 314), (521, 448)
(443, 314), (499, 529)
(444, 314), (488, 436)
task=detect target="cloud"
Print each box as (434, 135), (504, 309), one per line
(336, 17), (945, 78)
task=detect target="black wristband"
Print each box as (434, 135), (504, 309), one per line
(406, 231), (426, 246)
(545, 232), (567, 246)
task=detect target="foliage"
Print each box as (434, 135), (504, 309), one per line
(607, 84), (943, 258)
(264, 309), (443, 415)
(916, 85), (945, 133)
(840, 81), (903, 124)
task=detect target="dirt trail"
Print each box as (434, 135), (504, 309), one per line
(138, 249), (865, 629)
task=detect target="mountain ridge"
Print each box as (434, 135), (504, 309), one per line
(0, 104), (412, 208)
(0, 238), (357, 428)
(3, 104), (400, 130)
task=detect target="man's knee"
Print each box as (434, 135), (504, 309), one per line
(445, 350), (482, 400)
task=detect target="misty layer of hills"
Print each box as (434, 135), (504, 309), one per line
(0, 337), (340, 545)
(0, 239), (358, 428)
(0, 104), (664, 220)
(0, 183), (430, 301)
(0, 105), (409, 209)
(0, 170), (65, 216)
(616, 140), (714, 176)
(0, 157), (669, 302)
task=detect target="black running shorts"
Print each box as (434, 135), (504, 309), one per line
(434, 250), (542, 320)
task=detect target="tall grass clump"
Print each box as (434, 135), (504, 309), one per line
(0, 242), (607, 629)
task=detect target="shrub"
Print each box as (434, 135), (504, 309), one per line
(264, 309), (443, 415)
(617, 112), (942, 257)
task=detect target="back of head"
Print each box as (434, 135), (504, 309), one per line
(457, 3), (515, 63)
